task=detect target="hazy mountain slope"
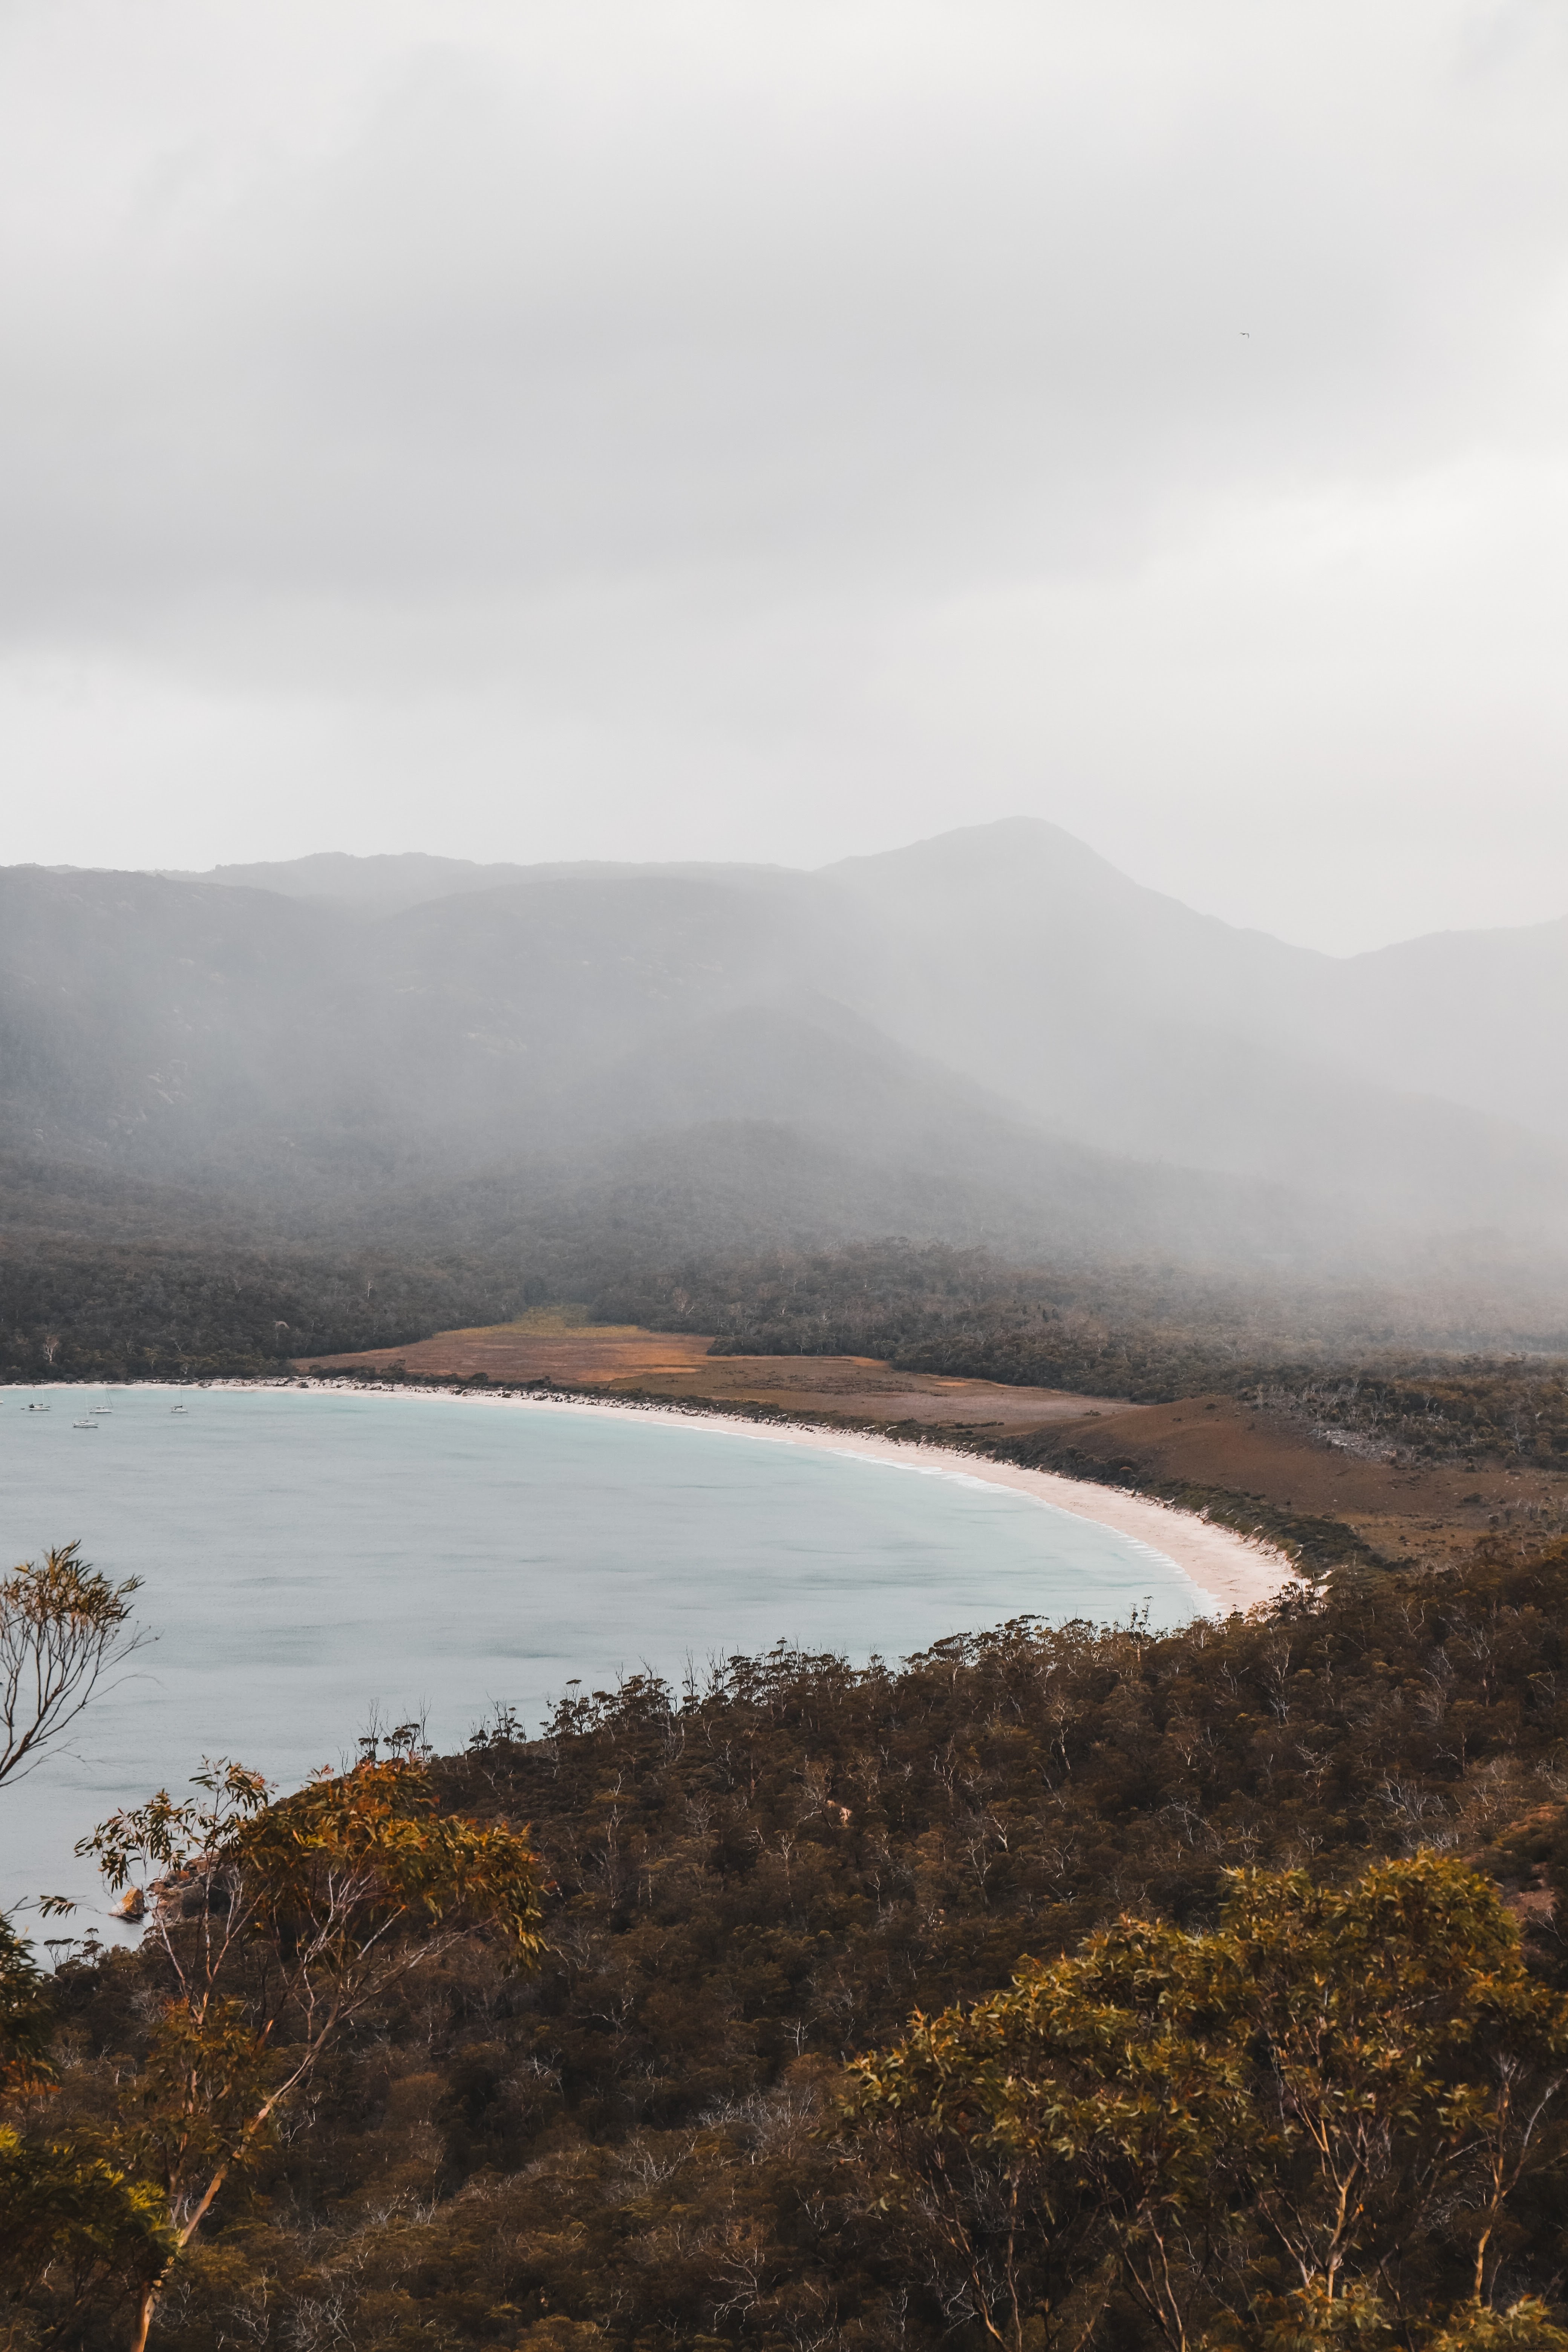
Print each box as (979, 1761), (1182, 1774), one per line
(819, 820), (1568, 1231)
(175, 849), (794, 920)
(0, 868), (343, 1180)
(1319, 918), (1568, 1141)
(12, 866), (1276, 1266)
(0, 867), (801, 1166)
(5, 829), (1566, 1274)
(822, 819), (1568, 1152)
(360, 1118), (1358, 1275)
(177, 823), (1568, 1156)
(165, 850), (541, 914)
(180, 833), (1568, 1152)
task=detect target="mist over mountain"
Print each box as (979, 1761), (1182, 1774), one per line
(7, 820), (1566, 1286)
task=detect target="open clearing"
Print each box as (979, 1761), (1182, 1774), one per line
(296, 1315), (1115, 1430)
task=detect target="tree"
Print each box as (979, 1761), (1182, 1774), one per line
(0, 1911), (55, 2101)
(845, 1855), (1568, 2352)
(80, 1749), (544, 2349)
(1222, 1856), (1568, 2314)
(844, 1907), (1254, 2351)
(0, 1547), (163, 2339)
(0, 2129), (174, 2340)
(0, 1542), (145, 1790)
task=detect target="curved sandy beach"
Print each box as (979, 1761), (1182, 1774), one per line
(738, 1418), (1297, 1616)
(281, 1379), (1300, 1617)
(21, 1377), (1300, 1616)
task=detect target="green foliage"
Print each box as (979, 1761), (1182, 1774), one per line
(1254, 1368), (1568, 1473)
(1426, 2301), (1568, 2352)
(4, 1756), (544, 2347)
(0, 1229), (538, 1382)
(0, 1914), (54, 2098)
(1249, 2278), (1400, 2352)
(0, 2127), (173, 2323)
(847, 1854), (1568, 2344)
(78, 1754), (543, 2230)
(10, 1227), (1568, 1451)
(231, 1753), (547, 1960)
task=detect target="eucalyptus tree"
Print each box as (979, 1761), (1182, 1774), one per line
(81, 1750), (544, 2350)
(1, 1546), (166, 2340)
(0, 1542), (145, 1790)
(846, 1854), (1568, 2352)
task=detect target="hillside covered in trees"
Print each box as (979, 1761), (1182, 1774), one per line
(13, 1535), (1568, 2347)
(607, 1241), (1568, 1461)
(9, 1220), (1568, 1447)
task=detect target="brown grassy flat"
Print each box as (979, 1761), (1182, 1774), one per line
(295, 1319), (1119, 1428)
(1055, 1395), (1566, 1566)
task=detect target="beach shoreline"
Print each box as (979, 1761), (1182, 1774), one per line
(18, 1375), (1299, 1617)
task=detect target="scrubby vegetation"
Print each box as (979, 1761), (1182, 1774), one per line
(610, 1240), (1568, 1469)
(1258, 1364), (1568, 1471)
(0, 1231), (538, 1383)
(14, 1536), (1568, 2346)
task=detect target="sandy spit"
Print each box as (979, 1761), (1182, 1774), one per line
(210, 1376), (1297, 1618)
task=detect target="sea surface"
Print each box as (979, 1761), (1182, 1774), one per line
(0, 1384), (1204, 1928)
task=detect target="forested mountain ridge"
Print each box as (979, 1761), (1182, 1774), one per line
(6, 822), (1568, 1280)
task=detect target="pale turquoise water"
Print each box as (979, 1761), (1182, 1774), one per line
(0, 1384), (1202, 1927)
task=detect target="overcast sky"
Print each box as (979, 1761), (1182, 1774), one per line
(1, 0), (1565, 952)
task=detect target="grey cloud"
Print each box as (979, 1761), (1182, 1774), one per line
(0, 0), (1565, 943)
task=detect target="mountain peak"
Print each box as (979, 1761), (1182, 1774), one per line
(822, 815), (1124, 890)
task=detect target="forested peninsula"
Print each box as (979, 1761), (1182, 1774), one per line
(11, 1534), (1568, 2349)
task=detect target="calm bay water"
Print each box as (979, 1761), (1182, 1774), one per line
(1, 1384), (1202, 1926)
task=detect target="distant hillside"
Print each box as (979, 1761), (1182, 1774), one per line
(160, 848), (791, 919)
(820, 821), (1568, 1199)
(4, 822), (1566, 1283)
